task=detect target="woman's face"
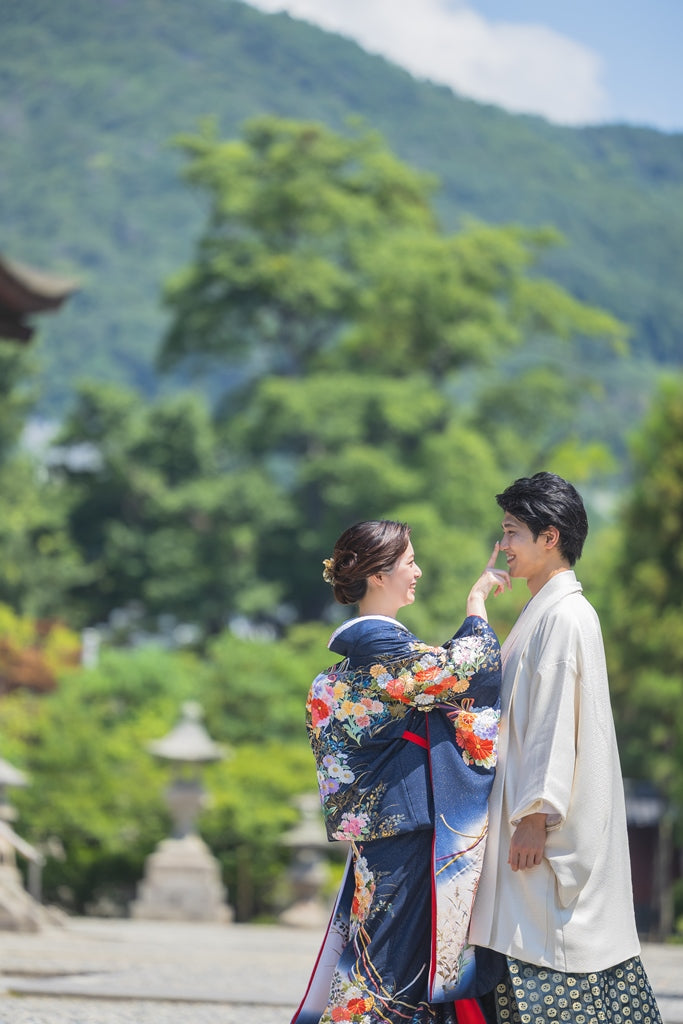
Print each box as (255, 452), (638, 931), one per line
(383, 541), (422, 610)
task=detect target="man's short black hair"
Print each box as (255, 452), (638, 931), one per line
(496, 471), (588, 566)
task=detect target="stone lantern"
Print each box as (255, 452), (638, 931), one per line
(0, 756), (46, 931)
(280, 792), (336, 928)
(0, 757), (26, 823)
(131, 702), (232, 922)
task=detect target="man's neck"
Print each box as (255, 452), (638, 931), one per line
(527, 564), (570, 598)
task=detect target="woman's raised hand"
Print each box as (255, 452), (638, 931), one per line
(479, 542), (511, 598)
(466, 543), (511, 619)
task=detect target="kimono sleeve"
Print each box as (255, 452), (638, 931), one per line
(368, 615), (501, 713)
(508, 618), (579, 826)
(442, 615), (501, 708)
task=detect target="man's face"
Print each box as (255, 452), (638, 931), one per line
(499, 513), (548, 583)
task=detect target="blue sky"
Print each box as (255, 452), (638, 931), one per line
(243, 0), (683, 132)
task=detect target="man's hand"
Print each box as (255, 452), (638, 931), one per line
(508, 812), (547, 871)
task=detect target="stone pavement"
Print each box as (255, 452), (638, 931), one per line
(0, 918), (682, 1024)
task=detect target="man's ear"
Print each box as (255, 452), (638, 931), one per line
(543, 526), (561, 551)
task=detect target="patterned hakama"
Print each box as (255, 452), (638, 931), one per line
(495, 957), (662, 1024)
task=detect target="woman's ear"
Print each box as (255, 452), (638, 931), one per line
(367, 573), (384, 590)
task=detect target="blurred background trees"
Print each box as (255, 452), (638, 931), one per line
(603, 376), (683, 813)
(0, 17), (682, 923)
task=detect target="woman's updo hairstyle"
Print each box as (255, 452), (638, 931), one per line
(322, 520), (411, 606)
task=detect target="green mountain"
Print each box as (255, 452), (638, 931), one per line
(2, 0), (682, 413)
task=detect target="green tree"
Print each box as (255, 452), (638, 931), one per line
(2, 623), (329, 918)
(156, 116), (626, 631)
(330, 221), (625, 381)
(222, 372), (505, 634)
(161, 116), (436, 379)
(0, 457), (85, 619)
(2, 645), (196, 912)
(603, 375), (683, 812)
(0, 342), (34, 458)
(57, 382), (289, 633)
(0, 342), (84, 617)
(161, 117), (626, 390)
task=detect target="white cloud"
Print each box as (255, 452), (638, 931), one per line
(243, 0), (609, 125)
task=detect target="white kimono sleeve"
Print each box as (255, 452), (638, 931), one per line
(508, 651), (578, 828)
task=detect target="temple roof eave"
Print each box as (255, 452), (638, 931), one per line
(0, 253), (80, 343)
(0, 254), (80, 313)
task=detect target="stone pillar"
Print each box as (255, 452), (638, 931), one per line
(131, 703), (232, 922)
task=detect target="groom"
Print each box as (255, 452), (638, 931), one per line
(470, 472), (661, 1023)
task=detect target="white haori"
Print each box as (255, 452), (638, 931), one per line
(469, 570), (640, 972)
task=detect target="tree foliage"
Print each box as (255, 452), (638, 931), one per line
(0, 344), (85, 617)
(0, 343), (35, 458)
(2, 625), (329, 918)
(162, 118), (626, 386)
(56, 383), (288, 631)
(2, 0), (682, 417)
(0, 604), (80, 696)
(153, 117), (624, 635)
(0, 456), (85, 619)
(0, 105), (679, 923)
(603, 375), (683, 815)
(161, 116), (436, 377)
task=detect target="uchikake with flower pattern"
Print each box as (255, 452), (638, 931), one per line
(307, 632), (500, 842)
(292, 615), (502, 1024)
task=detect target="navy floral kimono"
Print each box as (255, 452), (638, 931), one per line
(292, 613), (504, 1024)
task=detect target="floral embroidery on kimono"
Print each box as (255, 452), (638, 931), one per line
(307, 624), (500, 846)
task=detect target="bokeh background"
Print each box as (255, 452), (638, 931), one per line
(0, 0), (681, 935)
